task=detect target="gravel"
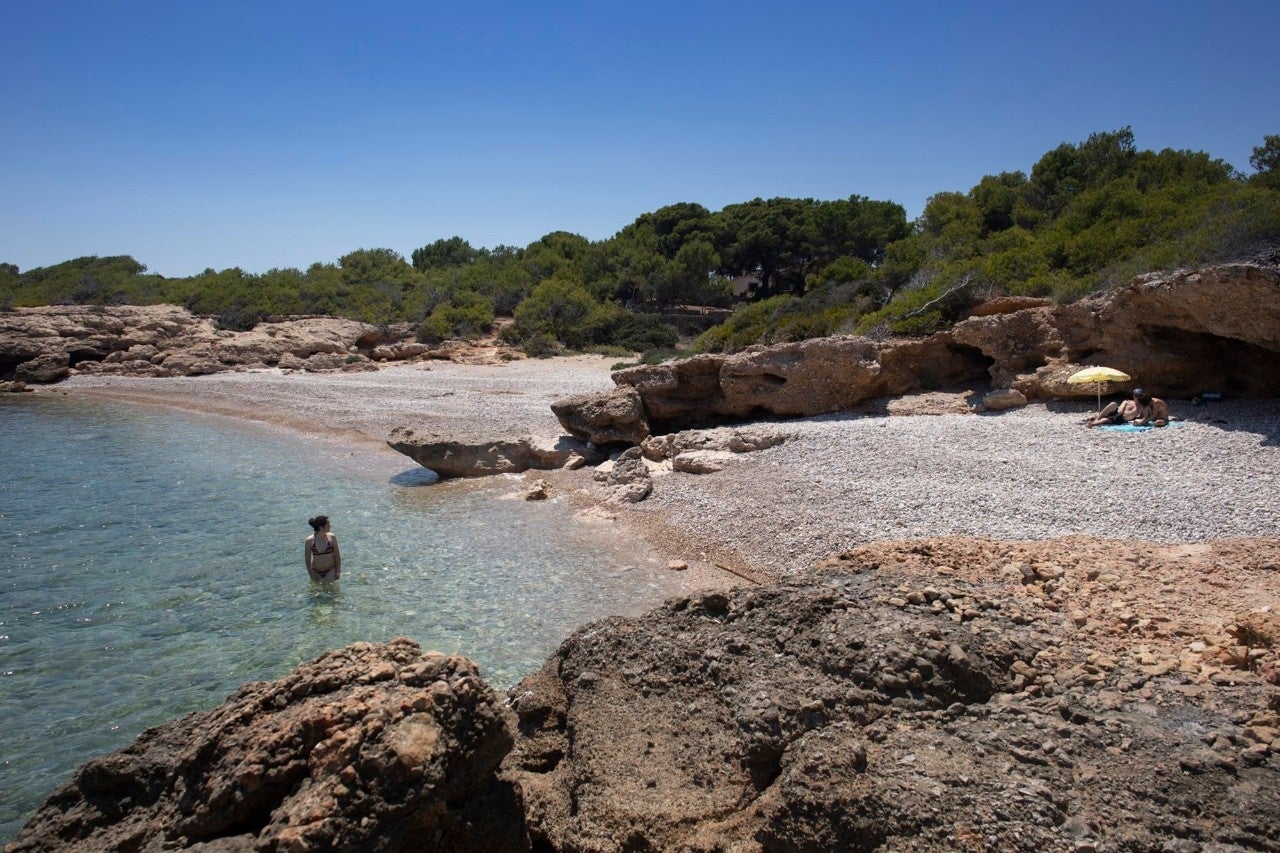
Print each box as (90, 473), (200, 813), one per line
(58, 357), (620, 444)
(629, 399), (1280, 576)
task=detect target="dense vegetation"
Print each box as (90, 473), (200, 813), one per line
(3, 130), (1277, 357)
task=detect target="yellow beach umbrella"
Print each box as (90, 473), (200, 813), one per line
(1067, 366), (1132, 413)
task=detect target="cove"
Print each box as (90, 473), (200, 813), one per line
(0, 395), (682, 842)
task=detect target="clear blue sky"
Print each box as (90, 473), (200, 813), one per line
(3, 1), (1277, 277)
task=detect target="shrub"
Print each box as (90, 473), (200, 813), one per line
(606, 312), (679, 351)
(520, 333), (562, 358)
(416, 294), (494, 343)
(587, 344), (636, 358)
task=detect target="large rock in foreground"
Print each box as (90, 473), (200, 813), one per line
(7, 639), (524, 853)
(504, 537), (1280, 851)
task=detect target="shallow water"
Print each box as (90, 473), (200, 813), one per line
(0, 395), (681, 841)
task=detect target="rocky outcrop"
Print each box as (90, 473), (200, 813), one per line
(0, 306), (523, 382)
(549, 385), (649, 446)
(504, 537), (1280, 851)
(7, 639), (523, 853)
(669, 449), (736, 474)
(13, 539), (1280, 851)
(640, 424), (794, 462)
(980, 387), (1027, 411)
(386, 428), (602, 479)
(592, 446), (653, 503)
(603, 336), (992, 434)
(552, 263), (1280, 437)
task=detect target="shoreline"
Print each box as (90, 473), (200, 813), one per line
(49, 359), (755, 590)
(47, 359), (1280, 583)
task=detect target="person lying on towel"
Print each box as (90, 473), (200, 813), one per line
(1087, 388), (1168, 427)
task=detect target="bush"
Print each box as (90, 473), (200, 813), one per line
(520, 333), (562, 358)
(587, 344), (636, 358)
(416, 294), (494, 343)
(215, 305), (261, 332)
(510, 277), (599, 347)
(606, 312), (679, 351)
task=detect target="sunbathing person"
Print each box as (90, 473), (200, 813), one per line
(1131, 389), (1169, 426)
(1086, 393), (1143, 427)
(1086, 388), (1168, 427)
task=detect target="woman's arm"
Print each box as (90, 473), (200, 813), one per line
(304, 536), (314, 573)
(331, 536), (342, 579)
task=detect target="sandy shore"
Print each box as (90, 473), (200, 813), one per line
(52, 358), (1280, 583)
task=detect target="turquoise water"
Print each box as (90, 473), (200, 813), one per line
(0, 395), (682, 841)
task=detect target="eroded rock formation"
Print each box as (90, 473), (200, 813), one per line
(386, 428), (602, 479)
(6, 639), (523, 852)
(0, 306), (522, 382)
(503, 537), (1280, 851)
(552, 263), (1280, 440)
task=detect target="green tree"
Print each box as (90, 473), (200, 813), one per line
(1250, 134), (1280, 190)
(970, 172), (1027, 235)
(411, 236), (478, 270)
(416, 290), (494, 342)
(337, 248), (419, 286)
(1024, 127), (1137, 217)
(510, 276), (600, 347)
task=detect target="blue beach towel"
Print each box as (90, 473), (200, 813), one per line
(1098, 421), (1185, 432)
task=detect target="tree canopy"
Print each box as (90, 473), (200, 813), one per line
(3, 130), (1276, 358)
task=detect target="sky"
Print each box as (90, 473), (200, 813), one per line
(2, 1), (1277, 278)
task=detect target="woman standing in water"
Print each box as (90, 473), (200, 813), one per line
(305, 515), (342, 581)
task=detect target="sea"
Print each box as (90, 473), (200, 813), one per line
(0, 394), (684, 842)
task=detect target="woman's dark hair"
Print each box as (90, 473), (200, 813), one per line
(308, 515), (329, 532)
(1133, 390), (1152, 405)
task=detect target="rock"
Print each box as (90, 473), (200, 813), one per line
(371, 341), (430, 361)
(551, 385), (650, 446)
(967, 296), (1055, 317)
(671, 449), (735, 474)
(14, 351), (71, 383)
(0, 305), (511, 383)
(599, 446), (652, 503)
(424, 339), (526, 365)
(502, 552), (1280, 851)
(0, 379), (31, 393)
(8, 639), (524, 853)
(982, 387), (1028, 411)
(300, 351), (351, 371)
(523, 479), (551, 501)
(668, 560), (689, 571)
(640, 425), (792, 461)
(611, 336), (989, 431)
(387, 428), (602, 479)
